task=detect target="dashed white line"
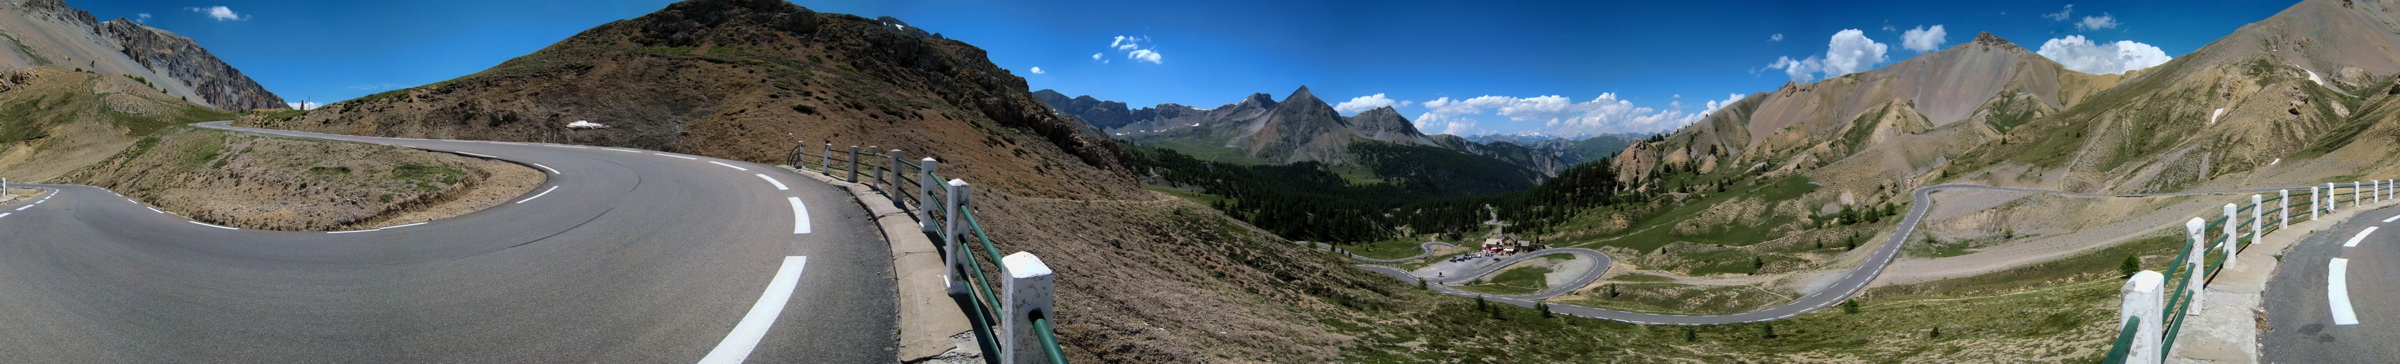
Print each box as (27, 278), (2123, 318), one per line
(146, 207), (162, 214)
(533, 163), (561, 175)
(516, 186), (560, 204)
(2384, 214), (2400, 223)
(655, 153), (700, 160)
(710, 161), (750, 171)
(0, 213), (10, 219)
(189, 221), (239, 230)
(2330, 258), (2359, 326)
(12, 205), (27, 211)
(788, 197), (811, 234)
(698, 256), (809, 364)
(755, 174), (789, 190)
(2344, 227), (2377, 248)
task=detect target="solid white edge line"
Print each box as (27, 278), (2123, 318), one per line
(534, 163), (561, 175)
(698, 256), (808, 364)
(188, 221), (238, 230)
(383, 222), (428, 229)
(2344, 227), (2378, 248)
(327, 229), (376, 234)
(2331, 258), (2359, 325)
(710, 161), (750, 171)
(789, 197), (811, 234)
(459, 152), (498, 159)
(755, 174), (789, 190)
(656, 153), (700, 160)
(516, 186), (560, 204)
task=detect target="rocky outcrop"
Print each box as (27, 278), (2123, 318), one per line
(96, 19), (285, 111)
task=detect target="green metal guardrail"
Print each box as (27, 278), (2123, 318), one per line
(2108, 185), (2354, 361)
(796, 144), (1069, 364)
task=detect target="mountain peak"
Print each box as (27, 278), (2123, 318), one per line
(1287, 85), (1317, 103)
(1974, 32), (2006, 45)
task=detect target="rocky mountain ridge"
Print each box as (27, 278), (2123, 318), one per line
(0, 0), (284, 110)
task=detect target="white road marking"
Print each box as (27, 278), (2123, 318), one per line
(12, 205), (26, 211)
(2344, 227), (2378, 248)
(553, 145), (590, 149)
(698, 256), (809, 364)
(656, 153), (700, 160)
(533, 163), (561, 175)
(709, 161), (749, 171)
(607, 148), (645, 153)
(327, 229), (376, 234)
(383, 222), (428, 229)
(0, 213), (10, 219)
(516, 186), (560, 204)
(189, 221), (238, 230)
(789, 197), (811, 234)
(458, 152), (498, 159)
(146, 207), (162, 214)
(2384, 214), (2400, 223)
(755, 174), (789, 190)
(2330, 258), (2359, 326)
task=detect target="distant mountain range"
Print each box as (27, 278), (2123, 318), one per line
(0, 0), (284, 110)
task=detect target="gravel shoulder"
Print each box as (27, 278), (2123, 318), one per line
(65, 127), (543, 231)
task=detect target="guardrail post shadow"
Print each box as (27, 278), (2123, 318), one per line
(789, 140), (804, 167)
(863, 145), (878, 186)
(2185, 217), (2206, 316)
(2222, 204), (2239, 270)
(847, 145), (862, 183)
(886, 149), (903, 193)
(1001, 252), (1057, 364)
(943, 179), (973, 295)
(2281, 190), (2290, 229)
(2122, 270), (2166, 364)
(919, 158), (939, 234)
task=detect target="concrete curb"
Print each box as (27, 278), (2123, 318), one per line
(784, 166), (980, 363)
(2169, 195), (2400, 363)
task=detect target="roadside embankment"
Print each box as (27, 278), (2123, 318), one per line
(64, 126), (542, 231)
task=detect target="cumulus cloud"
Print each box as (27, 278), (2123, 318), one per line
(1104, 35), (1162, 64)
(2035, 35), (2171, 74)
(2077, 14), (2120, 31)
(1769, 33), (1784, 42)
(1029, 66), (1045, 75)
(1765, 29), (1887, 82)
(1412, 93), (1746, 136)
(1902, 25), (1946, 52)
(2043, 4), (2074, 21)
(1333, 93), (1413, 114)
(187, 6), (247, 21)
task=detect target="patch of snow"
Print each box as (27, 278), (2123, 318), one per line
(2304, 68), (2324, 86)
(2270, 158), (2281, 166)
(567, 120), (608, 129)
(2209, 108), (2225, 125)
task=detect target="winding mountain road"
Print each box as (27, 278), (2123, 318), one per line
(1339, 184), (2302, 325)
(0, 122), (895, 362)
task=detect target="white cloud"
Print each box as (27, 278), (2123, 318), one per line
(1765, 29), (1888, 82)
(1902, 25), (1946, 52)
(187, 6), (247, 21)
(1127, 49), (1162, 64)
(2077, 14), (2120, 31)
(1029, 66), (1045, 75)
(1333, 93), (1415, 114)
(2034, 35), (2171, 74)
(1412, 93), (1746, 136)
(2043, 4), (2074, 21)
(1769, 33), (1784, 42)
(287, 101), (322, 110)
(1090, 53), (1101, 60)
(1105, 35), (1162, 64)
(135, 13), (151, 22)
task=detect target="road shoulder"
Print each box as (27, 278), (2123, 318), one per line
(2172, 196), (2400, 363)
(784, 166), (980, 363)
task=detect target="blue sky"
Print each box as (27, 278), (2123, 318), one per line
(79, 0), (2295, 137)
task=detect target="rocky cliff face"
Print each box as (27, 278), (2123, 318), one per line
(0, 0), (284, 110)
(96, 19), (284, 111)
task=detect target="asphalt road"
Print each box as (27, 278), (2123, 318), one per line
(2263, 205), (2400, 363)
(0, 122), (895, 362)
(1336, 184), (2303, 325)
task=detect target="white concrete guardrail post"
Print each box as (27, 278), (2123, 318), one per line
(2223, 203), (2239, 270)
(847, 145), (862, 183)
(2252, 195), (2264, 244)
(2328, 183), (2337, 211)
(2281, 189), (2291, 229)
(2122, 270), (2165, 364)
(1001, 252), (1056, 364)
(2354, 181), (2362, 208)
(2185, 217), (2206, 315)
(885, 149), (902, 191)
(822, 142), (835, 171)
(919, 158), (939, 234)
(943, 179), (973, 295)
